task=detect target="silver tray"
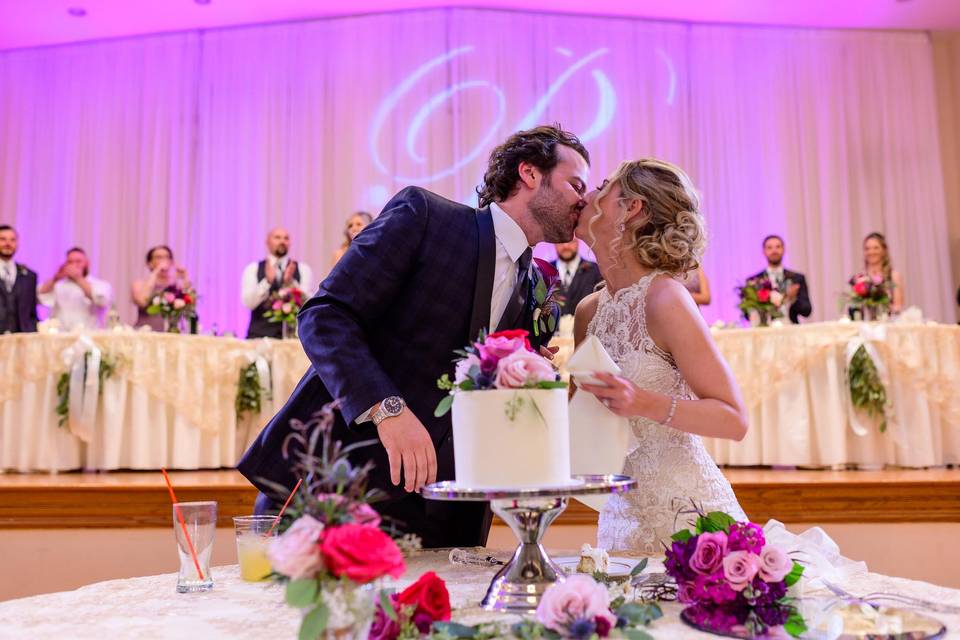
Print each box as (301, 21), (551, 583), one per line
(421, 474), (636, 501)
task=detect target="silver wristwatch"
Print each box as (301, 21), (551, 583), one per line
(371, 396), (406, 427)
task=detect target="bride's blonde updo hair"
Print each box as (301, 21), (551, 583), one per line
(594, 159), (706, 276)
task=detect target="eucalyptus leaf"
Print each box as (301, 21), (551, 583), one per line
(298, 603), (328, 640)
(435, 394), (454, 418)
(431, 621), (479, 637)
(629, 557), (649, 576)
(286, 579), (318, 607)
(380, 589), (398, 622)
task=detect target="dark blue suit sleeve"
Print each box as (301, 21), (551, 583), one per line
(790, 274), (813, 322)
(297, 187), (429, 425)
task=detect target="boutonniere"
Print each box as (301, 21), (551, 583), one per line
(18, 266), (27, 275)
(530, 258), (565, 338)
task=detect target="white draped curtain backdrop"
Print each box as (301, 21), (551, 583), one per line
(0, 9), (955, 333)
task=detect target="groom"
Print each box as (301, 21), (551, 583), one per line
(238, 125), (590, 547)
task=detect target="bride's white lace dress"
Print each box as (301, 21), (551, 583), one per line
(591, 271), (746, 554)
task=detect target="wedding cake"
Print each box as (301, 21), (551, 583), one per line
(451, 388), (572, 489)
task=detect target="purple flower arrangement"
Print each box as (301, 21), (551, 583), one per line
(665, 511), (806, 638)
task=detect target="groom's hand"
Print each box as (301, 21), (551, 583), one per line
(377, 410), (437, 492)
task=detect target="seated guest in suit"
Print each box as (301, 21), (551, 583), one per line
(0, 225), (38, 333)
(331, 211), (373, 267)
(748, 235), (812, 323)
(132, 245), (192, 331)
(857, 232), (904, 313)
(553, 240), (603, 315)
(678, 267), (711, 306)
(242, 227), (314, 339)
(37, 247), (112, 330)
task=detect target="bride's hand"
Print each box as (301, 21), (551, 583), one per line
(579, 371), (648, 417)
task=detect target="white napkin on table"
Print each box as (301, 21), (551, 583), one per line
(567, 335), (634, 512)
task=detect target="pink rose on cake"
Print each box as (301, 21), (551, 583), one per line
(495, 349), (558, 388)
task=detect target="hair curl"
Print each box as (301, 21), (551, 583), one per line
(476, 124), (589, 208)
(594, 159), (706, 276)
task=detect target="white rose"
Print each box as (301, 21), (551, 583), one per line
(769, 290), (784, 307)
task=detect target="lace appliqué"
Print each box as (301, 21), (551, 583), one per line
(588, 272), (746, 554)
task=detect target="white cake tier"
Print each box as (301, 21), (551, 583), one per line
(451, 388), (572, 489)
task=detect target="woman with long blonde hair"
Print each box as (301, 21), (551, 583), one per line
(573, 159), (748, 553)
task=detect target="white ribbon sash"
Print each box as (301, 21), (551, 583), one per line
(60, 335), (101, 443)
(243, 338), (273, 403)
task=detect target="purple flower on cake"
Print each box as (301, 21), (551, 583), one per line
(758, 545), (793, 582)
(535, 574), (617, 636)
(727, 521), (765, 554)
(267, 514), (325, 580)
(722, 551), (761, 591)
(691, 531), (728, 575)
(495, 349), (558, 388)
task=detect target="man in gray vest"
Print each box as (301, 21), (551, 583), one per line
(241, 227), (314, 338)
(0, 225), (38, 334)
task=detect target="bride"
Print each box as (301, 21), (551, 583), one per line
(573, 159), (748, 554)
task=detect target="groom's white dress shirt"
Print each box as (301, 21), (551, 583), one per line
(488, 202), (531, 332)
(241, 256), (314, 310)
(37, 276), (112, 331)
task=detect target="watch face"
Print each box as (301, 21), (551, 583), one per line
(383, 396), (404, 415)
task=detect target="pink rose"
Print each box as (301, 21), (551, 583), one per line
(320, 524), (406, 584)
(477, 330), (531, 362)
(494, 349), (557, 389)
(454, 354), (481, 384)
(172, 298), (186, 310)
(267, 514), (325, 580)
(272, 300), (283, 310)
(164, 292), (176, 303)
(281, 302), (293, 314)
(769, 290), (783, 307)
(722, 550), (761, 591)
(690, 531), (728, 575)
(278, 288), (289, 298)
(535, 575), (617, 632)
(871, 273), (884, 284)
(349, 503), (382, 527)
(758, 545), (793, 583)
(853, 281), (870, 297)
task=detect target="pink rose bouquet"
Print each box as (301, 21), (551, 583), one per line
(736, 276), (784, 326)
(435, 329), (566, 418)
(146, 283), (197, 333)
(263, 286), (305, 331)
(665, 509), (806, 638)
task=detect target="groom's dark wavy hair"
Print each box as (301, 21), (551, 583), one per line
(476, 124), (589, 208)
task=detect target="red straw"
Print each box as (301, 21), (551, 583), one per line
(161, 468), (205, 582)
(265, 477), (303, 536)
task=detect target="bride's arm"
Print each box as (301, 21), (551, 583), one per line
(581, 278), (747, 441)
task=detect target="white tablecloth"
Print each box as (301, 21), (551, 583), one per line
(1, 551), (958, 638)
(0, 332), (310, 472)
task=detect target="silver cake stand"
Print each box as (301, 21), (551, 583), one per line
(421, 474), (636, 613)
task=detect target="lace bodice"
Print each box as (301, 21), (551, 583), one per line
(589, 272), (746, 554)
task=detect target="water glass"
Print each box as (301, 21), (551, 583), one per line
(233, 515), (277, 582)
(173, 501), (217, 593)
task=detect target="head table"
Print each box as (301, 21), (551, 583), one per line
(1, 550), (958, 638)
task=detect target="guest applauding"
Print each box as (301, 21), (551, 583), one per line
(747, 235), (812, 323)
(132, 245), (191, 331)
(553, 240), (602, 316)
(37, 247), (112, 330)
(856, 232), (904, 312)
(242, 227), (314, 339)
(678, 267), (711, 306)
(0, 225), (38, 333)
(332, 211), (373, 266)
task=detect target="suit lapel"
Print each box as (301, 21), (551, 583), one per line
(468, 208), (496, 340)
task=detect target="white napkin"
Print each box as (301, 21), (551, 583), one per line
(567, 335), (634, 512)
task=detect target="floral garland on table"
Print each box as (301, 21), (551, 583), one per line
(665, 507), (806, 638)
(55, 353), (119, 427)
(847, 345), (888, 432)
(736, 276), (784, 325)
(235, 362), (272, 420)
(146, 283), (198, 333)
(434, 329), (566, 420)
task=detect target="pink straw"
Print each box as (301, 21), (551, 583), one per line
(161, 468), (205, 581)
(265, 478), (303, 536)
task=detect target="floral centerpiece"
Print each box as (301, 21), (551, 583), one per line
(434, 329), (566, 419)
(846, 273), (890, 320)
(262, 402), (408, 639)
(264, 286), (305, 338)
(736, 277), (783, 327)
(665, 508), (806, 638)
(146, 283), (197, 333)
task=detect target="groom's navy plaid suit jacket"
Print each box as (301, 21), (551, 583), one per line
(238, 186), (554, 546)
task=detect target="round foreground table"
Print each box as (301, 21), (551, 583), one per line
(2, 550), (959, 639)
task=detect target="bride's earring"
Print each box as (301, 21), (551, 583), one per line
(616, 222), (626, 234)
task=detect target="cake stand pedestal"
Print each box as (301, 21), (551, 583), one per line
(421, 474), (636, 613)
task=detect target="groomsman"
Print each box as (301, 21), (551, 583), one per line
(0, 225), (38, 333)
(748, 235), (812, 323)
(241, 227), (314, 339)
(553, 240), (603, 316)
(37, 247), (112, 331)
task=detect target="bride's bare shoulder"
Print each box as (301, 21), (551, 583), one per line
(573, 289), (604, 346)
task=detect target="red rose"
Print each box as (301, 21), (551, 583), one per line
(853, 281), (870, 297)
(183, 294), (192, 304)
(397, 571), (451, 623)
(320, 524), (406, 584)
(756, 289), (771, 303)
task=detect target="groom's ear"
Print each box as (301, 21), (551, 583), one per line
(517, 161), (540, 190)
